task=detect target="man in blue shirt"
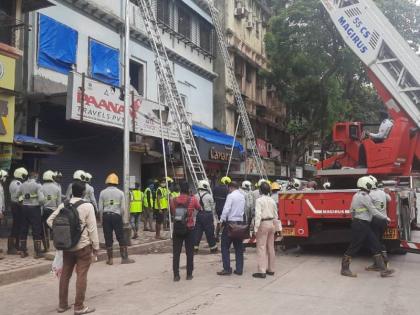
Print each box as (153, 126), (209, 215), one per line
(217, 181), (246, 276)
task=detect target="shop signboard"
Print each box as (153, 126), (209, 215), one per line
(196, 138), (241, 163)
(256, 138), (268, 158)
(66, 72), (182, 142)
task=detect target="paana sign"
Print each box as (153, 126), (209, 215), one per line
(66, 72), (180, 142)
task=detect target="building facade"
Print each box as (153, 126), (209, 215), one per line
(213, 0), (288, 178)
(18, 0), (216, 191)
(0, 0), (53, 171)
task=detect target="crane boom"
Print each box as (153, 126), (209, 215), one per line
(321, 0), (420, 128)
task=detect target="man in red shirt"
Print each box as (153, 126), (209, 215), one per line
(170, 181), (200, 281)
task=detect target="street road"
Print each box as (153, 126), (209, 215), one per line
(1, 241), (420, 315)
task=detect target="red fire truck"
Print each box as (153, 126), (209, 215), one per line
(279, 0), (420, 253)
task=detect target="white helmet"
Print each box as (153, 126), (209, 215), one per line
(0, 170), (8, 182)
(257, 179), (267, 187)
(357, 176), (374, 191)
(368, 175), (378, 189)
(14, 167), (28, 180)
(292, 178), (302, 189)
(43, 170), (56, 181)
(242, 180), (252, 191)
(84, 172), (92, 183)
(323, 182), (331, 190)
(73, 170), (87, 181)
(197, 180), (210, 191)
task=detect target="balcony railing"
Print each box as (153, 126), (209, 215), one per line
(0, 11), (26, 50)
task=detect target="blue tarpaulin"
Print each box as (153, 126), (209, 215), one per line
(192, 125), (244, 152)
(14, 134), (55, 147)
(38, 14), (78, 74)
(89, 39), (120, 86)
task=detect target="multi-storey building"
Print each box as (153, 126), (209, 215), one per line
(17, 0), (218, 191)
(213, 0), (288, 178)
(0, 0), (52, 171)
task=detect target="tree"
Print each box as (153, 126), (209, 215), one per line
(264, 0), (420, 172)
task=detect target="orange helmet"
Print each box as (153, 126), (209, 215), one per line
(105, 173), (119, 185)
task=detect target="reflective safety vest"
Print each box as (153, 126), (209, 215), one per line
(353, 207), (367, 213)
(143, 187), (154, 208)
(154, 187), (169, 210)
(130, 189), (143, 213)
(171, 191), (180, 198)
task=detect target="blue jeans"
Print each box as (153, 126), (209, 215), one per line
(221, 223), (244, 273)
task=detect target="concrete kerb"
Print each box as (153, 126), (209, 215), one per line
(0, 238), (172, 287)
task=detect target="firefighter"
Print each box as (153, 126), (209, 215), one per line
(142, 180), (155, 232)
(7, 167), (27, 254)
(163, 177), (174, 230)
(53, 171), (64, 199)
(99, 173), (135, 265)
(40, 170), (62, 252)
(65, 170), (87, 200)
(129, 182), (143, 239)
(213, 176), (231, 242)
(366, 175), (391, 270)
(84, 172), (98, 215)
(194, 180), (218, 254)
(154, 178), (169, 239)
(0, 170), (8, 259)
(367, 111), (394, 142)
(17, 171), (45, 259)
(341, 176), (394, 278)
(240, 180), (254, 223)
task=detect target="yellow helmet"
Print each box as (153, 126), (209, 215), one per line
(221, 176), (231, 185)
(271, 182), (281, 191)
(166, 176), (174, 183)
(105, 173), (119, 185)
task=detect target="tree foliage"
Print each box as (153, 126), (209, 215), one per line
(264, 0), (420, 169)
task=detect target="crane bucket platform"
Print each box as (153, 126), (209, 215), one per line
(321, 0), (420, 128)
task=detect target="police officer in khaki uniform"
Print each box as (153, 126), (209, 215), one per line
(41, 170), (62, 252)
(17, 171), (45, 258)
(99, 173), (134, 265)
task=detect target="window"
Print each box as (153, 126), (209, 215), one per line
(180, 94), (187, 107)
(130, 60), (144, 96)
(178, 6), (191, 39)
(199, 22), (212, 52)
(157, 0), (170, 25)
(245, 63), (253, 83)
(0, 0), (15, 46)
(256, 74), (264, 90)
(89, 39), (120, 86)
(38, 14), (78, 74)
(235, 57), (244, 77)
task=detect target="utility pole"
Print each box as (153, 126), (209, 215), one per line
(123, 0), (131, 230)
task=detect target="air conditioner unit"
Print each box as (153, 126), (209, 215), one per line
(246, 21), (254, 29)
(234, 7), (247, 19)
(266, 143), (273, 153)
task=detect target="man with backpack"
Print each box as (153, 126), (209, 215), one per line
(98, 173), (135, 265)
(17, 171), (45, 259)
(194, 180), (218, 254)
(47, 180), (99, 314)
(170, 181), (201, 281)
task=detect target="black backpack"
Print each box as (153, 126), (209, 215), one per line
(52, 200), (87, 250)
(173, 197), (191, 236)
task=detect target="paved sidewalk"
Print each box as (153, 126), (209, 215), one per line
(0, 228), (172, 286)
